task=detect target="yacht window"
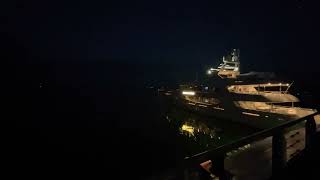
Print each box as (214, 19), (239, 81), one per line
(226, 63), (235, 66)
(255, 86), (284, 92)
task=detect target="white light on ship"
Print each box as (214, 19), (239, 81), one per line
(182, 91), (195, 96)
(268, 83), (271, 85)
(207, 70), (212, 75)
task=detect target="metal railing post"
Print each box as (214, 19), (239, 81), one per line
(210, 154), (231, 180)
(305, 116), (317, 151)
(272, 130), (287, 175)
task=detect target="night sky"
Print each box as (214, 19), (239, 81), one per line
(6, 1), (319, 70)
(6, 0), (320, 179)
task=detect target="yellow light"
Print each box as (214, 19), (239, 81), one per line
(198, 104), (207, 107)
(182, 91), (195, 96)
(268, 83), (271, 85)
(181, 124), (194, 135)
(213, 107), (224, 111)
(242, 112), (260, 116)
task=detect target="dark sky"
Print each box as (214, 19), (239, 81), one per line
(5, 0), (320, 72)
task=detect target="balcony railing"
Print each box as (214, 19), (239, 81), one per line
(169, 112), (319, 180)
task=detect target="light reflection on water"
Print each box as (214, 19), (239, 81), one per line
(165, 107), (258, 157)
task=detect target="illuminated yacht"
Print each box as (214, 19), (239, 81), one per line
(179, 49), (318, 129)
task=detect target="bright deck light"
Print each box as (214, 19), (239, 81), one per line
(182, 91), (195, 96)
(207, 70), (212, 75)
(242, 112), (260, 117)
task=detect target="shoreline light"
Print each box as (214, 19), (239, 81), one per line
(182, 91), (195, 96)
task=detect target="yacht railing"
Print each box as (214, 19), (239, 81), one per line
(230, 90), (290, 95)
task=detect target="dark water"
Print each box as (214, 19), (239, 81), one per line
(163, 100), (258, 157)
(10, 61), (319, 179)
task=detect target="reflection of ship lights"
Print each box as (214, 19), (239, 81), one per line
(181, 124), (194, 135)
(182, 91), (195, 96)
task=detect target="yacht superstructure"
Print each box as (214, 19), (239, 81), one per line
(207, 49), (240, 78)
